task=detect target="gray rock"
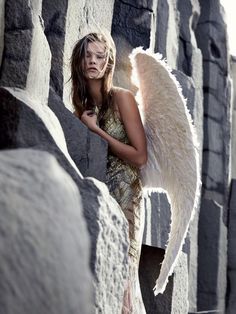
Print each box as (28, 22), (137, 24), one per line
(155, 0), (169, 57)
(0, 149), (93, 314)
(172, 69), (195, 117)
(226, 180), (236, 314)
(197, 198), (227, 313)
(42, 0), (67, 98)
(0, 0), (4, 66)
(165, 0), (179, 69)
(139, 246), (188, 314)
(196, 0), (231, 215)
(230, 57), (236, 179)
(0, 0), (51, 105)
(142, 190), (190, 253)
(48, 87), (108, 181)
(196, 1), (228, 72)
(0, 0), (33, 88)
(175, 2), (203, 310)
(177, 0), (194, 76)
(142, 191), (171, 250)
(0, 87), (129, 313)
(111, 0), (153, 90)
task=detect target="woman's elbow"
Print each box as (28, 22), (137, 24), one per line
(136, 152), (147, 168)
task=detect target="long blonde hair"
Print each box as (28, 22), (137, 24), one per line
(70, 32), (116, 124)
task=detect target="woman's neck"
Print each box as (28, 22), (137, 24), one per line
(87, 79), (103, 107)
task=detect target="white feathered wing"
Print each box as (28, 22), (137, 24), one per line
(129, 47), (201, 296)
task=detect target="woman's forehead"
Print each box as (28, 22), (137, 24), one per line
(86, 41), (106, 54)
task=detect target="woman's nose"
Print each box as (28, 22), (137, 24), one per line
(89, 55), (96, 64)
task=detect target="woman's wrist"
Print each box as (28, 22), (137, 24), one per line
(92, 124), (100, 133)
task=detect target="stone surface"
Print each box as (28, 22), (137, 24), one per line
(62, 0), (115, 110)
(0, 0), (4, 66)
(111, 0), (154, 90)
(139, 245), (188, 314)
(0, 0), (51, 106)
(0, 0), (234, 312)
(0, 149), (93, 314)
(176, 2), (203, 310)
(165, 0), (179, 69)
(177, 0), (193, 77)
(0, 0), (33, 88)
(142, 191), (171, 250)
(197, 198), (227, 312)
(226, 180), (236, 314)
(196, 4), (231, 311)
(42, 0), (67, 98)
(196, 0), (231, 209)
(155, 0), (168, 57)
(48, 87), (107, 181)
(230, 56), (236, 179)
(0, 87), (129, 313)
(172, 69), (195, 117)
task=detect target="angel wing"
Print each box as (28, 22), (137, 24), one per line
(129, 47), (201, 296)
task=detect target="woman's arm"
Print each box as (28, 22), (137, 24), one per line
(81, 89), (147, 168)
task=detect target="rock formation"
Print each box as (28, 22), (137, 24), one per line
(0, 0), (234, 313)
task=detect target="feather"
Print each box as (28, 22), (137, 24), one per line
(129, 47), (201, 295)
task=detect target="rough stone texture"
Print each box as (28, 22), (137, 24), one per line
(48, 87), (107, 181)
(196, 0), (231, 208)
(195, 1), (231, 312)
(0, 149), (93, 314)
(0, 0), (51, 107)
(0, 86), (129, 313)
(226, 180), (236, 314)
(165, 0), (179, 69)
(39, 0), (110, 179)
(142, 191), (171, 249)
(176, 2), (203, 310)
(0, 0), (4, 66)
(0, 1), (129, 312)
(155, 0), (168, 57)
(230, 56), (236, 179)
(0, 0), (234, 312)
(139, 245), (188, 313)
(42, 0), (68, 98)
(62, 0), (115, 110)
(197, 199), (227, 313)
(112, 0), (155, 90)
(0, 0), (33, 88)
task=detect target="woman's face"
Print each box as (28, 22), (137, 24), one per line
(83, 40), (108, 80)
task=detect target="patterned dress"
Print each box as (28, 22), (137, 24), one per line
(101, 107), (146, 314)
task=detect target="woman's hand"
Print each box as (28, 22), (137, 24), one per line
(81, 110), (99, 132)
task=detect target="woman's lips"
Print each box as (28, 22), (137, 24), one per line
(87, 67), (98, 71)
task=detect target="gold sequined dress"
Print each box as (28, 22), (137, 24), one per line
(101, 107), (146, 314)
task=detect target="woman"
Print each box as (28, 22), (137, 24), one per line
(71, 32), (147, 313)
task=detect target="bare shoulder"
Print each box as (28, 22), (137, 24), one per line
(112, 86), (134, 103)
(112, 86), (137, 115)
(112, 86), (139, 121)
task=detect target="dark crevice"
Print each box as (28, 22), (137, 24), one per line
(44, 12), (64, 37)
(202, 59), (228, 76)
(202, 173), (224, 188)
(119, 0), (153, 13)
(203, 113), (223, 124)
(197, 20), (226, 29)
(203, 148), (223, 156)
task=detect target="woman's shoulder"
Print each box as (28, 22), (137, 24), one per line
(112, 86), (135, 104)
